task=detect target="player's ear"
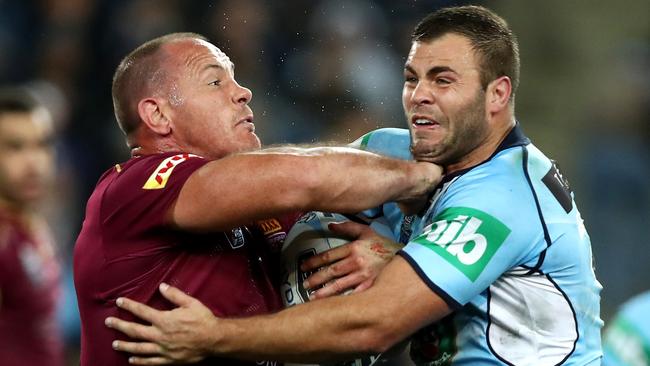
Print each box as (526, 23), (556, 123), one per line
(138, 97), (171, 136)
(486, 76), (512, 114)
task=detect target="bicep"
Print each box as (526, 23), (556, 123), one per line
(170, 155), (310, 232)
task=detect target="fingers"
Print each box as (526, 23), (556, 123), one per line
(301, 244), (350, 272)
(352, 279), (374, 294)
(128, 356), (175, 365)
(303, 255), (361, 289)
(112, 340), (165, 355)
(158, 283), (196, 308)
(115, 297), (161, 325)
(105, 316), (160, 341)
(310, 273), (363, 300)
(328, 221), (368, 238)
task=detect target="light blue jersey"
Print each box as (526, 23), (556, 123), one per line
(351, 128), (416, 244)
(603, 291), (650, 366)
(356, 126), (603, 366)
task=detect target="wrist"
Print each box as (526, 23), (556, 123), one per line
(204, 316), (227, 356)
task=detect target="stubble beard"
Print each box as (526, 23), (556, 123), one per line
(409, 90), (488, 167)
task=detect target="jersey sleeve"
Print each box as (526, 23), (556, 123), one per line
(350, 128), (412, 238)
(400, 163), (543, 308)
(102, 153), (209, 241)
(350, 128), (412, 160)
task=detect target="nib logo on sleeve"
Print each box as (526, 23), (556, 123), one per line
(413, 207), (511, 281)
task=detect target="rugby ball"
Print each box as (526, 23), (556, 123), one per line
(280, 211), (351, 307)
(280, 211), (396, 366)
(280, 211), (394, 307)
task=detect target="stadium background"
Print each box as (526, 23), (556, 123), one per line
(1, 0), (648, 363)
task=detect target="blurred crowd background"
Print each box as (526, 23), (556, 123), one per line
(0, 0), (648, 363)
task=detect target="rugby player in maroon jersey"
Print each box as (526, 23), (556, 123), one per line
(73, 33), (441, 366)
(0, 89), (64, 366)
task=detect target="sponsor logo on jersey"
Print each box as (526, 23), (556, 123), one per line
(142, 154), (198, 190)
(542, 160), (573, 213)
(413, 207), (510, 281)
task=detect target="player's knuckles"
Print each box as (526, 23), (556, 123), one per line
(324, 264), (339, 278)
(336, 275), (359, 290)
(308, 271), (329, 286)
(319, 250), (334, 264)
(349, 254), (366, 269)
(329, 279), (344, 294)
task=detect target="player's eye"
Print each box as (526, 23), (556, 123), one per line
(208, 80), (222, 86)
(404, 75), (418, 83)
(435, 77), (451, 85)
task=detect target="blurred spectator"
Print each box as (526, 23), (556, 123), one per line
(576, 38), (650, 318)
(281, 0), (404, 143)
(0, 87), (63, 366)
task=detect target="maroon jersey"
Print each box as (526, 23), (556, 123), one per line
(74, 152), (285, 366)
(0, 210), (64, 366)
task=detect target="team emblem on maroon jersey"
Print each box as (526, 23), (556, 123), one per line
(256, 219), (282, 235)
(225, 227), (246, 249)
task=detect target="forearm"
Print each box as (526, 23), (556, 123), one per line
(173, 147), (440, 231)
(214, 284), (392, 362)
(206, 258), (450, 363)
(272, 146), (433, 210)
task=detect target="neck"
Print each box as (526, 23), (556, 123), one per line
(446, 116), (516, 175)
(129, 130), (184, 157)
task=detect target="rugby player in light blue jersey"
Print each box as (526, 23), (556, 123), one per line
(603, 291), (650, 366)
(105, 5), (603, 366)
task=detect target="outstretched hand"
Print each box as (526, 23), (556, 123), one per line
(105, 283), (218, 365)
(300, 221), (402, 300)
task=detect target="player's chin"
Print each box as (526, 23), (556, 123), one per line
(411, 143), (442, 163)
(238, 135), (262, 152)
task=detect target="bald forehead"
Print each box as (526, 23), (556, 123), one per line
(161, 38), (234, 74)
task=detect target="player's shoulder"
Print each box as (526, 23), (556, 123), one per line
(91, 152), (207, 206)
(350, 128), (412, 160)
(437, 146), (540, 227)
(111, 152), (204, 186)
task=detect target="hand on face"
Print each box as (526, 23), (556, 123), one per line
(105, 283), (217, 365)
(300, 221), (403, 300)
(395, 161), (443, 211)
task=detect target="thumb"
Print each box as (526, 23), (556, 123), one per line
(328, 221), (367, 239)
(159, 283), (197, 308)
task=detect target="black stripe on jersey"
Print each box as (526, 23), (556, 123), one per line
(521, 146), (551, 274)
(397, 251), (462, 310)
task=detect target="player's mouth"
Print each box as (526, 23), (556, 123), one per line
(237, 115), (255, 131)
(411, 114), (440, 129)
